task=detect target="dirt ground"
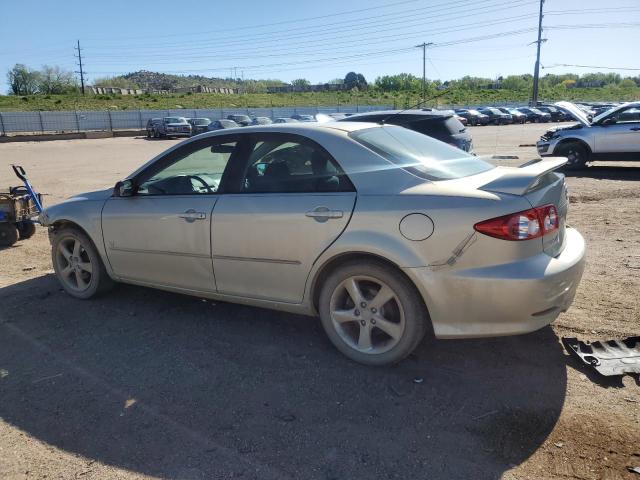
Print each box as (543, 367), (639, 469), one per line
(0, 124), (638, 480)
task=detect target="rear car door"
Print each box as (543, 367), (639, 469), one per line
(102, 135), (239, 292)
(211, 132), (356, 303)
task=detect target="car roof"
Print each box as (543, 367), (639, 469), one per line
(344, 109), (450, 119)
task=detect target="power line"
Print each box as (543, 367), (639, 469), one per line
(544, 63), (640, 71)
(86, 0), (533, 55)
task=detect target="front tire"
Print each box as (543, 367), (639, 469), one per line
(0, 224), (18, 247)
(51, 228), (114, 299)
(318, 261), (428, 366)
(557, 141), (589, 170)
(17, 221), (36, 240)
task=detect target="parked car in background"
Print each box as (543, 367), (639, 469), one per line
(251, 117), (273, 125)
(274, 118), (300, 123)
(328, 113), (349, 120)
(536, 106), (565, 122)
(291, 114), (316, 122)
(478, 107), (513, 125)
(497, 107), (527, 124)
(537, 101), (640, 169)
(42, 122), (585, 366)
(226, 114), (252, 126)
(436, 109), (468, 126)
(340, 110), (473, 152)
(207, 119), (239, 131)
(146, 118), (162, 138)
(155, 117), (192, 138)
(516, 107), (551, 123)
(454, 109), (490, 126)
(187, 118), (211, 135)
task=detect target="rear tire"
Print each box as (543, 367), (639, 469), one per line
(0, 224), (18, 247)
(51, 228), (114, 299)
(557, 142), (589, 170)
(318, 260), (429, 366)
(17, 222), (36, 240)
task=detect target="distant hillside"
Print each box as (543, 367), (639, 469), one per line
(93, 71), (286, 93)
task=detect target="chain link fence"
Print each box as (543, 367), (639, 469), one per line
(0, 105), (392, 135)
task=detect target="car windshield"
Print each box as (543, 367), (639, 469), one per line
(165, 117), (185, 124)
(468, 110), (481, 115)
(350, 126), (493, 181)
(530, 108), (544, 114)
(592, 105), (626, 123)
(192, 119), (210, 125)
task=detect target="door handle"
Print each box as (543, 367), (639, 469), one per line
(178, 209), (207, 222)
(305, 207), (343, 222)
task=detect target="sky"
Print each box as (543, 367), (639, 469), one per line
(1, 0), (639, 92)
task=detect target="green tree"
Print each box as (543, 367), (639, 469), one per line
(291, 78), (311, 87)
(38, 65), (77, 94)
(7, 64), (40, 95)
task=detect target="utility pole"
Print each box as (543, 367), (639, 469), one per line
(75, 40), (85, 95)
(531, 0), (545, 106)
(415, 42), (434, 104)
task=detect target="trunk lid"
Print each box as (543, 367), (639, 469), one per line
(479, 158), (569, 257)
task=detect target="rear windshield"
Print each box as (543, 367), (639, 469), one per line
(164, 117), (186, 123)
(350, 126), (493, 181)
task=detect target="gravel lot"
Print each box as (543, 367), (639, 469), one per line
(1, 123), (639, 480)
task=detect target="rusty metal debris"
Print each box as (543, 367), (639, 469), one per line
(562, 337), (640, 376)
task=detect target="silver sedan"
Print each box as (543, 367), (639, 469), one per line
(41, 122), (586, 365)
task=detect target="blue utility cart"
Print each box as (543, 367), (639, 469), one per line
(0, 166), (43, 247)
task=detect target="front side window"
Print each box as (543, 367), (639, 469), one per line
(350, 126), (493, 181)
(240, 135), (352, 193)
(604, 106), (640, 124)
(137, 140), (237, 195)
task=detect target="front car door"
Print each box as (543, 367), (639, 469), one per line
(595, 106), (640, 154)
(211, 132), (357, 303)
(102, 135), (239, 292)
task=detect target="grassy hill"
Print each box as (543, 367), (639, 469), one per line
(0, 86), (638, 112)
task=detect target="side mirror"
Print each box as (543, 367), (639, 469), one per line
(114, 179), (135, 197)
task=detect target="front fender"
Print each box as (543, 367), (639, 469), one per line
(41, 194), (112, 277)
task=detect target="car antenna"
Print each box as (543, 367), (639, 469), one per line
(378, 89), (452, 125)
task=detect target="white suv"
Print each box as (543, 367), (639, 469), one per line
(536, 101), (640, 169)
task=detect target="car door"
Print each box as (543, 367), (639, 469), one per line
(211, 132), (356, 303)
(102, 135), (239, 292)
(595, 106), (640, 153)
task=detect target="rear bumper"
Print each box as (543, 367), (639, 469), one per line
(405, 227), (586, 338)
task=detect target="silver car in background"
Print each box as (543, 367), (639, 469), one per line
(537, 101), (640, 168)
(41, 123), (586, 365)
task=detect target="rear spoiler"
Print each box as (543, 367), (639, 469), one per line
(479, 157), (567, 195)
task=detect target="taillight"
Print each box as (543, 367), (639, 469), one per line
(474, 204), (559, 241)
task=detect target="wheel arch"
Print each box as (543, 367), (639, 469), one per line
(48, 218), (114, 279)
(309, 251), (432, 326)
(554, 137), (592, 156)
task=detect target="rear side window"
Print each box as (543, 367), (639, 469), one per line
(408, 117), (465, 140)
(350, 126), (493, 181)
(240, 134), (353, 193)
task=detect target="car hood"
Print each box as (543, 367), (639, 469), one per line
(66, 188), (113, 202)
(554, 101), (590, 126)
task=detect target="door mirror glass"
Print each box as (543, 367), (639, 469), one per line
(114, 179), (135, 197)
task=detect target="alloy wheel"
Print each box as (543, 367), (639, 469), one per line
(329, 275), (406, 354)
(55, 237), (93, 292)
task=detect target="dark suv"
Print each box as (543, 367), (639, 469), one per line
(339, 110), (473, 152)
